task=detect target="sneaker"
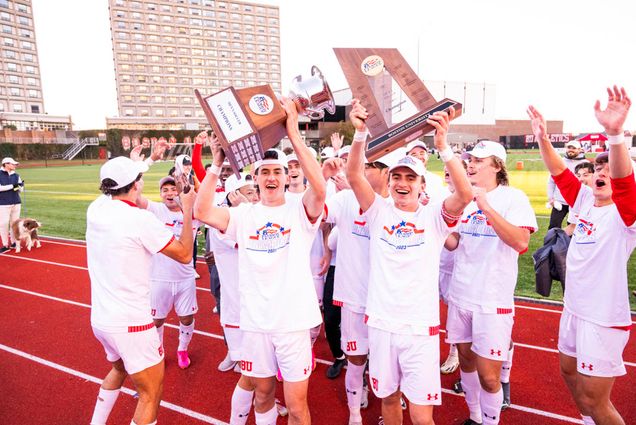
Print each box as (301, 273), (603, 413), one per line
(177, 350), (191, 369)
(462, 420), (482, 425)
(400, 396), (407, 410)
(217, 351), (237, 372)
(9, 243), (15, 249)
(440, 353), (460, 374)
(326, 357), (346, 379)
(360, 379), (369, 409)
(453, 379), (464, 394)
(275, 399), (288, 417)
(195, 272), (201, 279)
(0, 247), (9, 254)
(501, 381), (511, 411)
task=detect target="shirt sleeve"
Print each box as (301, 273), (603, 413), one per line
(138, 210), (175, 253)
(552, 169), (581, 208)
(192, 142), (206, 182)
(547, 175), (556, 199)
(296, 193), (323, 231)
(610, 172), (636, 228)
(363, 193), (384, 223)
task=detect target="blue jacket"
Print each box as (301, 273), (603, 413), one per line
(0, 169), (22, 205)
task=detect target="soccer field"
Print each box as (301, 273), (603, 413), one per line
(16, 153), (636, 309)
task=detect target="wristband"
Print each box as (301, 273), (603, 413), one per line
(208, 164), (222, 176)
(441, 202), (463, 222)
(439, 146), (454, 162)
(144, 157), (155, 166)
(607, 133), (625, 145)
(352, 129), (369, 143)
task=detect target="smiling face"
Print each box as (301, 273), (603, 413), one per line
(287, 160), (304, 185)
(592, 161), (612, 203)
(408, 147), (428, 166)
(466, 155), (500, 188)
(160, 183), (180, 211)
(565, 145), (583, 159)
(255, 164), (288, 204)
(389, 167), (425, 211)
(220, 165), (233, 183)
(576, 167), (594, 187)
(238, 184), (259, 203)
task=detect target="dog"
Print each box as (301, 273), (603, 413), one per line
(11, 218), (41, 253)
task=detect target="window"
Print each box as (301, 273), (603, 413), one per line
(115, 10), (125, 18)
(124, 108), (134, 116)
(2, 24), (11, 33)
(10, 87), (21, 96)
(8, 75), (20, 83)
(19, 29), (32, 38)
(7, 62), (18, 71)
(31, 105), (40, 113)
(0, 12), (9, 21)
(16, 3), (29, 14)
(4, 49), (15, 58)
(21, 41), (32, 49)
(28, 89), (39, 98)
(13, 103), (23, 112)
(25, 65), (35, 74)
(26, 77), (37, 86)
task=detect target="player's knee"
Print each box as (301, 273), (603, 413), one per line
(411, 417), (434, 425)
(178, 315), (194, 325)
(382, 390), (402, 406)
(153, 318), (165, 328)
(478, 373), (500, 392)
(286, 402), (309, 422)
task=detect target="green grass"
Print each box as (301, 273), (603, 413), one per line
(16, 153), (636, 309)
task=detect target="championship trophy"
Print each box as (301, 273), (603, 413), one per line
(333, 48), (463, 161)
(195, 66), (335, 176)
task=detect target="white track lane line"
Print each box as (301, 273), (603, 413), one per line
(0, 343), (229, 425)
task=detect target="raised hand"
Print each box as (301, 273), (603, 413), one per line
(209, 132), (225, 166)
(129, 145), (145, 162)
(349, 99), (368, 132)
(179, 182), (196, 209)
(194, 131), (208, 146)
(527, 105), (547, 141)
(322, 157), (345, 179)
(594, 85), (631, 135)
(150, 139), (168, 161)
(280, 96), (299, 136)
(331, 173), (350, 191)
(472, 186), (490, 212)
(427, 107), (455, 151)
(330, 132), (344, 152)
(228, 189), (248, 206)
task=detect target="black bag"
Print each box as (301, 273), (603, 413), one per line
(532, 228), (571, 297)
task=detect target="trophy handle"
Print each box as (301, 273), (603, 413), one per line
(306, 110), (325, 120)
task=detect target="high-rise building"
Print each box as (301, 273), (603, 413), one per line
(0, 0), (45, 115)
(107, 0), (281, 130)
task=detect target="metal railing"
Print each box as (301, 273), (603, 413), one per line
(59, 138), (100, 160)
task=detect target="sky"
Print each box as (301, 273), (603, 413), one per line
(31, 0), (636, 133)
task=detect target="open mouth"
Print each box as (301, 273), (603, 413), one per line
(595, 179), (606, 188)
(265, 184), (277, 189)
(395, 189), (409, 195)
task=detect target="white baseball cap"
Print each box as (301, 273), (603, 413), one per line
(2, 157), (19, 165)
(100, 156), (149, 189)
(565, 140), (582, 149)
(388, 155), (426, 176)
(405, 140), (428, 154)
(175, 154), (192, 167)
(225, 172), (254, 193)
(337, 145), (351, 158)
(287, 153), (299, 164)
(461, 140), (507, 162)
(320, 146), (335, 159)
(253, 149), (288, 171)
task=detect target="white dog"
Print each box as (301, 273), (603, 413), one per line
(11, 218), (41, 253)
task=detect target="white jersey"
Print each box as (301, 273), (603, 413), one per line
(87, 196), (174, 331)
(449, 185), (538, 313)
(226, 194), (322, 332)
(146, 201), (200, 282)
(286, 191), (324, 282)
(208, 227), (241, 327)
(565, 184), (636, 327)
(364, 194), (454, 335)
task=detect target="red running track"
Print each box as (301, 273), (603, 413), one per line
(0, 238), (634, 424)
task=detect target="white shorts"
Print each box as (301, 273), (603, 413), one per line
(240, 329), (312, 382)
(445, 303), (514, 361)
(368, 327), (441, 406)
(150, 279), (198, 319)
(558, 310), (630, 377)
(224, 325), (244, 362)
(92, 325), (164, 375)
(341, 307), (369, 356)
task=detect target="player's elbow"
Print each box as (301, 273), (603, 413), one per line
(176, 247), (193, 264)
(514, 239), (529, 254)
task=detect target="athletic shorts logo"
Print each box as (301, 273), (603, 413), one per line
(381, 220), (425, 250)
(574, 218), (596, 244)
(151, 308), (156, 316)
(427, 393), (439, 401)
(241, 360), (253, 372)
(490, 349), (502, 357)
(158, 344), (164, 357)
(371, 377), (379, 391)
(581, 362), (593, 371)
(460, 210), (497, 238)
(346, 341), (358, 352)
(247, 222), (291, 253)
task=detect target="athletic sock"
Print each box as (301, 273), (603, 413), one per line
(581, 415), (596, 425)
(460, 370), (482, 422)
(345, 361), (366, 418)
(90, 387), (120, 425)
(310, 324), (321, 346)
(156, 325), (164, 346)
(480, 387), (503, 425)
(230, 385), (254, 425)
(178, 320), (195, 351)
(500, 345), (514, 384)
(449, 343), (458, 358)
(254, 405), (278, 425)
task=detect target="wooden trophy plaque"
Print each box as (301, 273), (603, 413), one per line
(334, 48), (463, 161)
(195, 85), (287, 176)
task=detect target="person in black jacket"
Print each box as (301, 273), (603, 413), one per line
(0, 157), (24, 253)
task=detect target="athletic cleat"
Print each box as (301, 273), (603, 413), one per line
(275, 399), (288, 417)
(0, 247), (9, 254)
(326, 357), (346, 379)
(453, 379), (464, 394)
(195, 272), (201, 279)
(276, 368), (283, 382)
(400, 396), (407, 410)
(217, 351), (237, 372)
(462, 420), (482, 425)
(360, 379), (369, 409)
(440, 353), (460, 374)
(501, 381), (511, 411)
(177, 350), (191, 369)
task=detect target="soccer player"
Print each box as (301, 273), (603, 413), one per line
(346, 99), (473, 425)
(528, 86), (634, 425)
(445, 139), (537, 425)
(87, 156), (195, 425)
(134, 175), (201, 369)
(194, 97), (325, 425)
(406, 140), (446, 204)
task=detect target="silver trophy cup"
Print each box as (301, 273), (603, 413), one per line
(289, 66), (336, 120)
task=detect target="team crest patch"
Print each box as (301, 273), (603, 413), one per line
(573, 218), (596, 244)
(246, 222), (291, 253)
(351, 218), (370, 239)
(380, 220), (425, 250)
(460, 210), (497, 238)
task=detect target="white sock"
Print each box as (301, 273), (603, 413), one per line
(460, 370), (482, 422)
(178, 320), (195, 351)
(255, 405), (278, 425)
(345, 361), (366, 421)
(581, 415), (596, 425)
(90, 387), (120, 425)
(230, 385), (254, 425)
(500, 345), (514, 383)
(156, 325), (164, 346)
(130, 420), (156, 425)
(449, 343), (458, 358)
(310, 324), (321, 346)
(480, 387), (503, 425)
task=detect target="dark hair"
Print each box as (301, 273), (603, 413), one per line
(99, 173), (142, 196)
(168, 166), (176, 177)
(594, 154), (609, 167)
(492, 157), (509, 186)
(282, 147), (294, 155)
(575, 162), (594, 174)
(204, 163), (212, 171)
(255, 150), (288, 175)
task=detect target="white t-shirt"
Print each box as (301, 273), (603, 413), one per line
(565, 185), (636, 327)
(208, 227), (240, 327)
(146, 201), (200, 282)
(225, 194), (323, 332)
(287, 191), (324, 282)
(424, 171), (446, 204)
(449, 185), (538, 313)
(87, 196), (174, 331)
(364, 195), (454, 334)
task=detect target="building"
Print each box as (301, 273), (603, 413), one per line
(107, 0), (281, 129)
(0, 0), (44, 115)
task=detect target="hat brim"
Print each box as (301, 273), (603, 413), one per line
(388, 163), (424, 177)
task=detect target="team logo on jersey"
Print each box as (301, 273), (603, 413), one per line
(380, 220), (425, 250)
(573, 218), (596, 244)
(459, 209), (497, 238)
(246, 222), (291, 253)
(352, 218), (370, 239)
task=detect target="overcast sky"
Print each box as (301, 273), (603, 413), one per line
(32, 0), (636, 133)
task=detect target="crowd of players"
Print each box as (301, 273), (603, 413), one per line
(85, 87), (634, 425)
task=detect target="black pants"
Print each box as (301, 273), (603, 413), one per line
(548, 204), (570, 230)
(322, 265), (344, 359)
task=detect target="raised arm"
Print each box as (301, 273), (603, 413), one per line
(345, 99), (376, 212)
(597, 86), (632, 179)
(193, 133), (230, 231)
(527, 106), (567, 176)
(281, 97), (326, 221)
(192, 131), (207, 182)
